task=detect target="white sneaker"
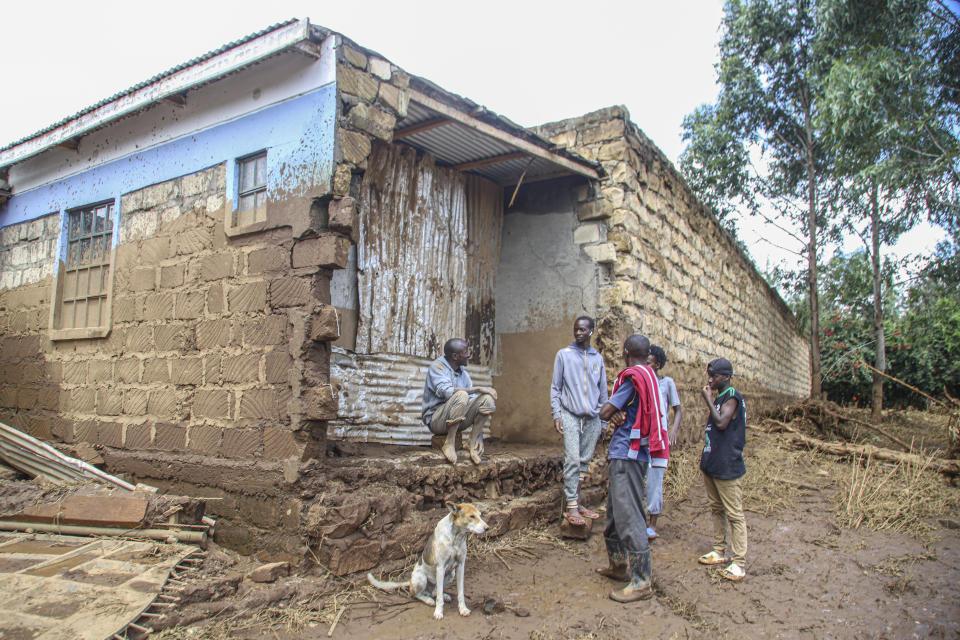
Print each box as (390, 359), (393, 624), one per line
(721, 562), (745, 581)
(646, 527), (657, 539)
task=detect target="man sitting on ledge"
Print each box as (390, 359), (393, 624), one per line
(422, 338), (497, 465)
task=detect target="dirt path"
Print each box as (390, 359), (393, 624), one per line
(241, 479), (959, 640)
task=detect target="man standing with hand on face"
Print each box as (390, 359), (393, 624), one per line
(697, 357), (748, 582)
(551, 316), (608, 526)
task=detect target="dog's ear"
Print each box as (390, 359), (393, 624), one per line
(446, 501), (459, 514)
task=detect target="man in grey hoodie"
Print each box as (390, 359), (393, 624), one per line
(551, 316), (608, 525)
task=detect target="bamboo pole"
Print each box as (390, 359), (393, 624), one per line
(0, 520), (208, 545)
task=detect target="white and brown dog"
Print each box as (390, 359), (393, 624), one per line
(368, 502), (489, 620)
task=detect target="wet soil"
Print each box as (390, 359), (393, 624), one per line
(222, 470), (960, 640)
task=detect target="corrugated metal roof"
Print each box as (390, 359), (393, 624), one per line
(0, 18), (301, 154)
(397, 102), (596, 186)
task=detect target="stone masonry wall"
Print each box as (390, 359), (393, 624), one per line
(536, 107), (809, 439)
(0, 214), (59, 291)
(0, 164), (347, 462)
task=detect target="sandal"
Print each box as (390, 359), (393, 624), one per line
(562, 510), (586, 527)
(697, 550), (727, 565)
(578, 506), (601, 520)
(721, 563), (745, 581)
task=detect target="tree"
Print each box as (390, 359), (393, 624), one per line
(816, 251), (897, 405)
(680, 0), (836, 398)
(819, 0), (960, 420)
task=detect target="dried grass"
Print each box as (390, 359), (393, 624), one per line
(668, 433), (806, 515)
(663, 448), (700, 502)
(835, 450), (959, 538)
(740, 434), (806, 516)
(471, 522), (587, 560)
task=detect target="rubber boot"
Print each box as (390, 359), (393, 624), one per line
(610, 550), (653, 602)
(596, 537), (628, 581)
(468, 414), (489, 465)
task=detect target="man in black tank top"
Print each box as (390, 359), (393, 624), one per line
(696, 358), (748, 581)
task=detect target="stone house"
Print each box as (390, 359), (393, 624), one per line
(0, 20), (809, 555)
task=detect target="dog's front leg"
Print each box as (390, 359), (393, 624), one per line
(456, 557), (470, 616)
(433, 565), (445, 620)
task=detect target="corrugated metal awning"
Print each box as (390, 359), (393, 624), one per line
(396, 90), (600, 187)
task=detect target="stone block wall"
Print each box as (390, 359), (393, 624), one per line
(0, 214), (58, 291)
(332, 39), (411, 198)
(0, 164), (344, 461)
(536, 107), (809, 437)
(0, 280), (59, 442)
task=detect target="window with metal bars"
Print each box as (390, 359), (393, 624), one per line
(235, 152), (267, 228)
(53, 202), (114, 334)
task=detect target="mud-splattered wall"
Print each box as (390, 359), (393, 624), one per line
(0, 166), (342, 461)
(492, 178), (603, 443)
(354, 142), (502, 365)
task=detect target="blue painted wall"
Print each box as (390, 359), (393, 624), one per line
(0, 84), (337, 230)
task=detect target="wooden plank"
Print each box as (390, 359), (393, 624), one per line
(454, 151), (527, 172)
(407, 89), (600, 180)
(2, 495), (149, 528)
(393, 117), (453, 139)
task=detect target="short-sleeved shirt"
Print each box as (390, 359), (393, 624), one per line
(606, 382), (649, 463)
(422, 357), (473, 425)
(700, 386), (747, 480)
(657, 376), (681, 430)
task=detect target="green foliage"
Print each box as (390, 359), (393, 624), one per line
(889, 294), (960, 403)
(679, 104), (751, 227)
(815, 250), (960, 406)
(684, 0), (960, 404)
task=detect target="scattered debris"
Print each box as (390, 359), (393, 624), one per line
(0, 421), (136, 490)
(248, 561), (290, 583)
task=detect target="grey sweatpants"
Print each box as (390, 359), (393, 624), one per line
(604, 458), (651, 554)
(560, 407), (602, 505)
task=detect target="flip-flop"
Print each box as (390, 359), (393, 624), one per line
(578, 506), (601, 520)
(562, 511), (586, 527)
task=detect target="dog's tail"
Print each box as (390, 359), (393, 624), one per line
(367, 572), (407, 592)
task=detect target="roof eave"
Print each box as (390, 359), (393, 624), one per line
(0, 18), (312, 170)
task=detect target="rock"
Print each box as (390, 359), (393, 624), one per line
(482, 597), (505, 615)
(247, 561), (290, 583)
(559, 515), (594, 540)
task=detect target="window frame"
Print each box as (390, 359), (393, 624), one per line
(49, 199), (118, 341)
(224, 150), (272, 237)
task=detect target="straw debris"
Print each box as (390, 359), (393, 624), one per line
(835, 451), (959, 538)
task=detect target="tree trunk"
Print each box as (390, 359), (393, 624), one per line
(870, 182), (885, 422)
(776, 429), (960, 478)
(804, 101), (822, 400)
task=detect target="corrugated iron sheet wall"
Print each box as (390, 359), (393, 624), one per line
(355, 143), (502, 366)
(328, 349), (493, 445)
(336, 143), (503, 444)
(464, 174), (502, 368)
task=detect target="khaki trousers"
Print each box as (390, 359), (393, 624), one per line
(702, 472), (747, 566)
(428, 390), (496, 442)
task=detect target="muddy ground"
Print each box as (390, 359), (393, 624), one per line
(152, 422), (960, 640)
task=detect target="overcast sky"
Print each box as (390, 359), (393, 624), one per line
(1, 0), (944, 287)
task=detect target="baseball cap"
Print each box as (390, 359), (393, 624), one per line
(707, 358), (734, 376)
